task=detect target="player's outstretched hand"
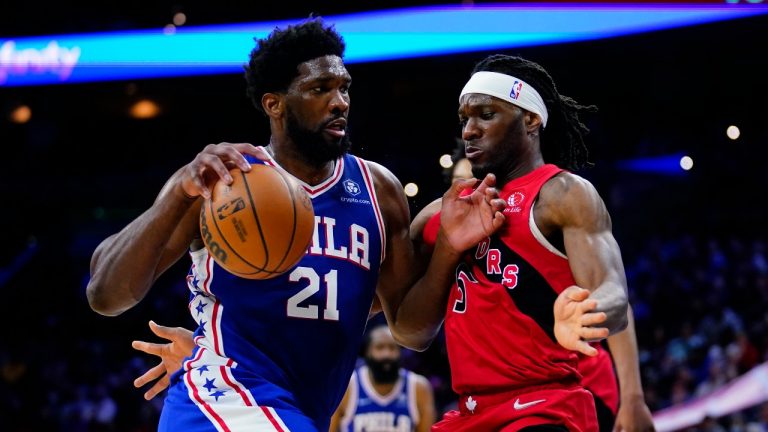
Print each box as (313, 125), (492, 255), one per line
(439, 173), (506, 253)
(553, 286), (610, 356)
(178, 142), (269, 200)
(132, 321), (195, 400)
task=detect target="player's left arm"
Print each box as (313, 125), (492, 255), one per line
(413, 374), (436, 432)
(539, 172), (628, 356)
(608, 305), (656, 432)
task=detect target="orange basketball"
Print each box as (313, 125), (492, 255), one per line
(199, 164), (315, 279)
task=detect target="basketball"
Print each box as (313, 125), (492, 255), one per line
(199, 164), (315, 279)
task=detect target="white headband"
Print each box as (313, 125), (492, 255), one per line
(460, 71), (549, 128)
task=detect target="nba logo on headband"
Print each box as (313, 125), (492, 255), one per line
(510, 81), (523, 100)
(461, 72), (549, 127)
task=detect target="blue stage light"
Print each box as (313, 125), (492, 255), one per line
(1, 4), (765, 87)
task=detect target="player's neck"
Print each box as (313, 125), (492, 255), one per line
(498, 155), (545, 189)
(265, 140), (336, 186)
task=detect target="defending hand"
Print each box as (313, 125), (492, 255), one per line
(553, 286), (610, 356)
(439, 174), (506, 253)
(132, 321), (195, 400)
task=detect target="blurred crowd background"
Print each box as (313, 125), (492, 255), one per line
(1, 2), (767, 431)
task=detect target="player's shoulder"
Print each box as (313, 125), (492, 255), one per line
(541, 171), (595, 196)
(357, 159), (409, 224)
(540, 171), (608, 227)
(406, 371), (433, 400)
(406, 370), (431, 388)
(359, 159), (400, 191)
(541, 171), (602, 207)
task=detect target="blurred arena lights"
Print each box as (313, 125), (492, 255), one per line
(727, 125), (741, 140)
(680, 155), (694, 171)
(173, 13), (187, 26)
(404, 183), (419, 197)
(1, 4), (766, 86)
(617, 153), (694, 175)
(130, 99), (160, 119)
(10, 104), (31, 123)
(439, 154), (454, 169)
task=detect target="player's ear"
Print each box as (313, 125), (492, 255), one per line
(524, 111), (542, 134)
(262, 93), (284, 119)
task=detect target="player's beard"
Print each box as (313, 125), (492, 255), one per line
(470, 161), (491, 181)
(286, 108), (351, 168)
(365, 357), (401, 384)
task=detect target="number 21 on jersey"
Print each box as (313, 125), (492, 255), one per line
(286, 267), (339, 320)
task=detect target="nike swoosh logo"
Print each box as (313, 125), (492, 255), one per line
(513, 398), (546, 410)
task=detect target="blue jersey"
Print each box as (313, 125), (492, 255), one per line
(161, 152), (385, 432)
(340, 366), (420, 432)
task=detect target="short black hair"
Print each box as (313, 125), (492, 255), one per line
(472, 54), (596, 170)
(244, 18), (346, 114)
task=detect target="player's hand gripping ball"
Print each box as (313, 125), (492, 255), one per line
(200, 164), (315, 279)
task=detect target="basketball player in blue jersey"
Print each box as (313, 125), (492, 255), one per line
(87, 19), (506, 432)
(329, 325), (435, 432)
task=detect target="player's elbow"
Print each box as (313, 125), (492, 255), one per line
(607, 294), (629, 335)
(86, 281), (118, 316)
(397, 338), (433, 353)
(612, 311), (629, 334)
(86, 276), (130, 317)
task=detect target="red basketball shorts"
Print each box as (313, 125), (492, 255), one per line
(432, 384), (598, 432)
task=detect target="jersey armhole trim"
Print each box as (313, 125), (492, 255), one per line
(529, 199), (568, 260)
(407, 371), (420, 426)
(356, 158), (387, 265)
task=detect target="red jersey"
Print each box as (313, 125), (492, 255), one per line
(423, 164), (581, 395)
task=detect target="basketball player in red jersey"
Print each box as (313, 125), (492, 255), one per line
(411, 54), (632, 431)
(449, 150), (654, 432)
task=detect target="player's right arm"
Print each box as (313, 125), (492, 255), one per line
(87, 143), (264, 316)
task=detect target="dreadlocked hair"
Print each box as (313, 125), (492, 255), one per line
(244, 18), (345, 114)
(472, 54), (596, 170)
